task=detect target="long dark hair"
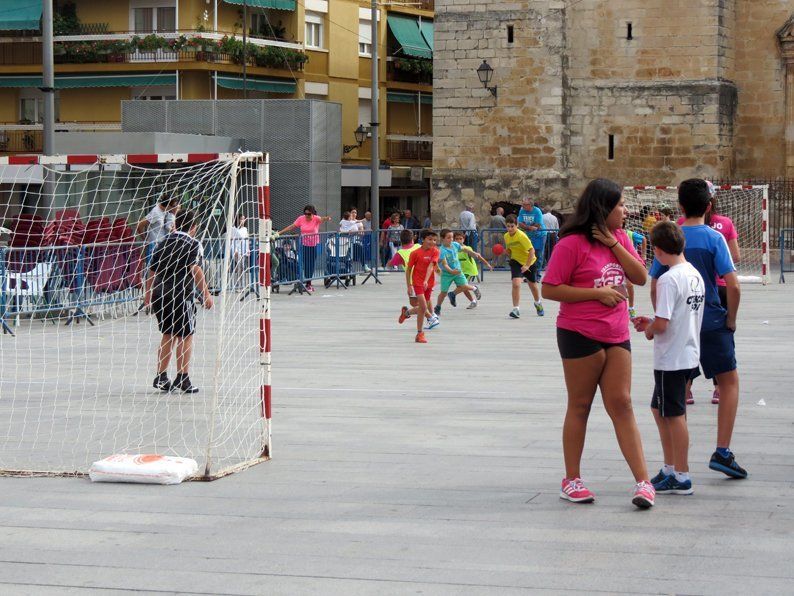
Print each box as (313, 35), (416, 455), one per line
(559, 178), (623, 242)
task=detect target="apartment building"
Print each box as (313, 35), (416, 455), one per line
(0, 0), (434, 218)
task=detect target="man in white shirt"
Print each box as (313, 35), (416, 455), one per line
(541, 207), (560, 266)
(137, 197), (180, 250)
(459, 204), (478, 248)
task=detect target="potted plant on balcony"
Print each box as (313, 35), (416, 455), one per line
(103, 40), (132, 63)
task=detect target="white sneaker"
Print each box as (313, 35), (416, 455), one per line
(425, 316), (440, 330)
(509, 308), (520, 319)
(466, 301), (478, 309)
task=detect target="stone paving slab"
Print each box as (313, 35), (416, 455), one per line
(0, 272), (792, 594)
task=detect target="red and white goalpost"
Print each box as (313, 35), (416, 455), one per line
(623, 184), (770, 285)
(0, 152), (271, 478)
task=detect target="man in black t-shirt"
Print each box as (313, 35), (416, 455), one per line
(144, 209), (213, 393)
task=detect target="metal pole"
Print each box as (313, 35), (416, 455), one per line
(370, 0), (379, 267)
(242, 0), (248, 98)
(42, 0), (55, 156)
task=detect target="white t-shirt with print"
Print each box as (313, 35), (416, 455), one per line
(653, 262), (705, 371)
(145, 205), (175, 245)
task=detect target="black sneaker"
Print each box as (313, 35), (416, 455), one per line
(153, 373), (171, 392)
(709, 450), (748, 479)
(448, 291), (457, 307)
(434, 304), (441, 316)
(172, 375), (199, 394)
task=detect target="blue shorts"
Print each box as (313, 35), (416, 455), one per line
(699, 326), (736, 379)
(440, 272), (468, 293)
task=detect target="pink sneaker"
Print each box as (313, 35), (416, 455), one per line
(686, 388), (695, 405)
(712, 388), (720, 404)
(632, 480), (655, 509)
(560, 477), (595, 503)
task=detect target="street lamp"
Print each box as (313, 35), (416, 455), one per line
(343, 124), (369, 154)
(476, 60), (497, 98)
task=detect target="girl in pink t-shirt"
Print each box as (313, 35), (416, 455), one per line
(542, 178), (655, 509)
(276, 204), (331, 292)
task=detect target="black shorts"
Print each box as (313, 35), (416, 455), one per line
(153, 293), (196, 338)
(556, 327), (631, 360)
(510, 259), (539, 283)
(651, 368), (698, 417)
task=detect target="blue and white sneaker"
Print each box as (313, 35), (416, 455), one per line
(425, 315), (440, 330)
(473, 285), (482, 300)
(650, 468), (671, 485)
(448, 291), (457, 307)
(653, 474), (694, 495)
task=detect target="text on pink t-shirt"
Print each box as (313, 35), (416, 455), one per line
(542, 229), (643, 343)
(293, 215), (322, 247)
(677, 214), (737, 286)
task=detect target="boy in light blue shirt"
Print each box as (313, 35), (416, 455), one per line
(434, 228), (484, 315)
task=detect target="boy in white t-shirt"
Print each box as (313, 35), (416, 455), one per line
(634, 222), (705, 495)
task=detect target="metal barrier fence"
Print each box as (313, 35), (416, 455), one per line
(780, 228), (794, 283)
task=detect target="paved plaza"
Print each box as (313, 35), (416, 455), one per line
(0, 272), (793, 594)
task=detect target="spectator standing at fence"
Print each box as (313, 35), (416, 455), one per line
(518, 197), (546, 267)
(339, 210), (363, 233)
(136, 197), (180, 260)
(229, 214), (251, 290)
(144, 209), (212, 395)
(488, 207), (508, 265)
(402, 209), (421, 231)
(385, 213), (405, 266)
(422, 214), (432, 229)
(490, 207), (507, 229)
(276, 205), (331, 293)
(459, 204), (478, 248)
(362, 211), (373, 268)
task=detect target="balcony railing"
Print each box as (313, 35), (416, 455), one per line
(387, 135), (433, 162)
(0, 30), (306, 68)
(387, 58), (432, 86)
(0, 123), (121, 155)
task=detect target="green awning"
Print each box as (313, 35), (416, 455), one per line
(0, 0), (42, 30)
(216, 75), (295, 94)
(222, 0), (296, 11)
(387, 14), (432, 59)
(0, 74), (177, 89)
(387, 91), (432, 105)
(419, 20), (433, 52)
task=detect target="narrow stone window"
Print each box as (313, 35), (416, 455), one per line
(507, 25), (514, 44)
(627, 22), (633, 40)
(608, 135), (615, 160)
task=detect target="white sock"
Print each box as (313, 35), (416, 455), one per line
(674, 471), (690, 482)
(534, 300), (542, 306)
(663, 464), (675, 476)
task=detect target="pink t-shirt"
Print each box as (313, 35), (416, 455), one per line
(293, 215), (323, 247)
(677, 214), (737, 286)
(543, 229), (643, 344)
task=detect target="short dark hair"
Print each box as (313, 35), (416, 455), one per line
(160, 196), (179, 208)
(342, 210), (351, 220)
(660, 207), (674, 217)
(505, 214), (518, 225)
(678, 179), (711, 218)
(419, 228), (438, 241)
(440, 228), (453, 239)
(650, 221), (685, 255)
(175, 209), (196, 232)
(399, 229), (414, 244)
(303, 204), (317, 215)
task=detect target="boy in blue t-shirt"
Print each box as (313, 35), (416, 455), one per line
(434, 229), (484, 315)
(517, 197), (546, 315)
(649, 178), (746, 479)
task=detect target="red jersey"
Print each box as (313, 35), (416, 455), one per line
(407, 246), (440, 287)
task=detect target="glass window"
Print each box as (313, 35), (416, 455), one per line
(358, 19), (372, 56)
(358, 98), (371, 129)
(305, 12), (324, 49)
(156, 7), (176, 32)
(133, 8), (153, 33)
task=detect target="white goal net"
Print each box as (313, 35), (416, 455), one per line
(0, 152), (272, 478)
(623, 184), (770, 284)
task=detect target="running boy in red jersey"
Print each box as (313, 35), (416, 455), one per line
(402, 229), (440, 343)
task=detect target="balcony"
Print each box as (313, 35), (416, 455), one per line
(387, 135), (433, 163)
(0, 31), (306, 69)
(387, 57), (432, 86)
(0, 123), (121, 155)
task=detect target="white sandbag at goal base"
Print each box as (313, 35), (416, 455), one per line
(623, 184), (770, 285)
(89, 454), (199, 484)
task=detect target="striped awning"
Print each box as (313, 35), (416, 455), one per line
(0, 74), (177, 89)
(0, 0), (42, 30)
(387, 14), (432, 59)
(387, 91), (432, 105)
(215, 75), (296, 94)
